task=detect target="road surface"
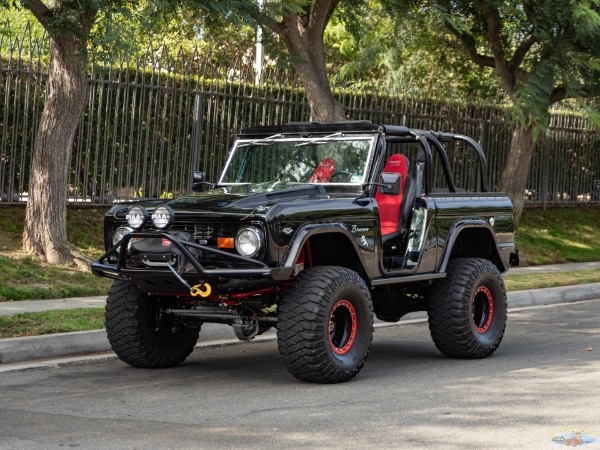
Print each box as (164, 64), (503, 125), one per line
(0, 299), (599, 449)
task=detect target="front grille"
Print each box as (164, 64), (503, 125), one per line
(192, 223), (239, 244)
(194, 224), (214, 241)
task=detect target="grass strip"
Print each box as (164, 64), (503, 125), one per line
(517, 208), (600, 265)
(504, 268), (600, 291)
(0, 307), (105, 338)
(0, 254), (112, 301)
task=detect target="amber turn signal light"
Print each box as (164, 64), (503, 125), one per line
(217, 237), (235, 249)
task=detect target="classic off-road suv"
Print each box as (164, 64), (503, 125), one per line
(92, 121), (518, 383)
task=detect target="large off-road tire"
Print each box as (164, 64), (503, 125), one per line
(277, 266), (374, 383)
(105, 280), (200, 368)
(427, 258), (507, 358)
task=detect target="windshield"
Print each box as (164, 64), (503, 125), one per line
(219, 137), (375, 190)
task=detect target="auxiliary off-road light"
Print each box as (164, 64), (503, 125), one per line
(235, 227), (263, 257)
(125, 206), (148, 230)
(151, 205), (174, 230)
(112, 226), (133, 252)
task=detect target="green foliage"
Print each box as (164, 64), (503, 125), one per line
(375, 1), (501, 95)
(323, 1), (402, 84)
(88, 1), (260, 62)
(0, 7), (42, 39)
(582, 101), (600, 129)
(410, 0), (600, 131)
(1, 1), (237, 50)
(0, 1), (503, 97)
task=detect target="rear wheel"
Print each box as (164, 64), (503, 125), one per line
(105, 280), (200, 368)
(427, 258), (507, 358)
(277, 266), (374, 383)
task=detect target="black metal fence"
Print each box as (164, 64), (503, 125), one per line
(1, 24), (599, 206)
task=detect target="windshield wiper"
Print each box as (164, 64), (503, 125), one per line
(237, 134), (284, 148)
(294, 132), (343, 147)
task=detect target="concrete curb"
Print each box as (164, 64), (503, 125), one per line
(0, 330), (110, 364)
(1, 282), (599, 366)
(0, 323), (240, 364)
(508, 282), (600, 308)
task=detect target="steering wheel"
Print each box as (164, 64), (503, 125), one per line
(329, 171), (353, 182)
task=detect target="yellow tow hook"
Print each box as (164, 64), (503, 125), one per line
(190, 282), (212, 297)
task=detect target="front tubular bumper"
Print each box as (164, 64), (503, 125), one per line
(91, 231), (294, 295)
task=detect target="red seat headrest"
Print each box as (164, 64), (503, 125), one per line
(382, 153), (408, 176)
(309, 158), (337, 183)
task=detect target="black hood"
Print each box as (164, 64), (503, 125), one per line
(166, 184), (327, 213)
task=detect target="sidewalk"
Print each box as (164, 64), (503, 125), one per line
(508, 261), (600, 275)
(0, 296), (106, 316)
(1, 261), (599, 365)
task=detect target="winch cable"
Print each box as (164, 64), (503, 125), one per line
(166, 262), (211, 297)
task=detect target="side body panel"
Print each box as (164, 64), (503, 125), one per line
(266, 197), (379, 278)
(432, 194), (516, 273)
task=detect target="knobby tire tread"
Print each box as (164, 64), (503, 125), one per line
(105, 280), (200, 368)
(277, 266), (374, 383)
(427, 258), (507, 358)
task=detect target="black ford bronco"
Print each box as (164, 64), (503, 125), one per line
(92, 121), (518, 383)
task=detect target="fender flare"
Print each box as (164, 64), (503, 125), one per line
(438, 220), (506, 273)
(281, 222), (371, 277)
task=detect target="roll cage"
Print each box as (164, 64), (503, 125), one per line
(232, 121), (489, 197)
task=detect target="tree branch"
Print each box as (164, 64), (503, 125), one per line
(483, 5), (506, 62)
(477, 2), (516, 95)
(510, 34), (536, 70)
(308, 0), (339, 37)
(440, 22), (495, 69)
(523, 1), (535, 23)
(20, 0), (52, 29)
(455, 39), (496, 68)
(549, 86), (567, 104)
(515, 67), (530, 84)
(269, 19), (284, 36)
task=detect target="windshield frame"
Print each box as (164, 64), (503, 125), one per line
(217, 134), (378, 187)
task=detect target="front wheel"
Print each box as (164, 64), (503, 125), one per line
(427, 258), (507, 358)
(277, 266), (374, 383)
(105, 280), (201, 368)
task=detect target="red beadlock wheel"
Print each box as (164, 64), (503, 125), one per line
(472, 286), (494, 334)
(329, 299), (358, 355)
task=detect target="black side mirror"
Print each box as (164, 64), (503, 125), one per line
(378, 172), (402, 195)
(192, 171), (207, 192)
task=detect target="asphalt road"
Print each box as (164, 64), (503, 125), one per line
(0, 299), (599, 449)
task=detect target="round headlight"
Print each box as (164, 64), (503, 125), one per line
(236, 227), (263, 257)
(126, 206), (147, 230)
(112, 226), (133, 251)
(151, 206), (174, 230)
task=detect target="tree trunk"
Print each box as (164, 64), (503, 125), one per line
(293, 54), (345, 122)
(497, 121), (535, 222)
(278, 12), (345, 123)
(23, 36), (89, 264)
